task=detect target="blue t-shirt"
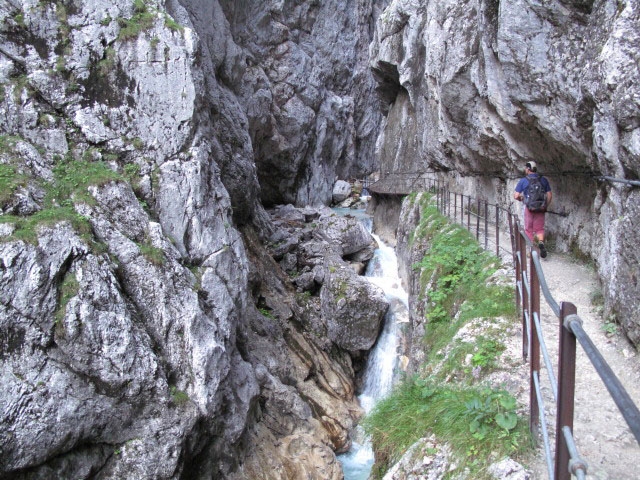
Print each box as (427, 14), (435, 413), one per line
(515, 174), (551, 197)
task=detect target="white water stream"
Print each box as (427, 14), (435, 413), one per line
(337, 214), (409, 480)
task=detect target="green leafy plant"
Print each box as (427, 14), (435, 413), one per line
(464, 389), (518, 439)
(602, 318), (618, 336)
(471, 336), (505, 369)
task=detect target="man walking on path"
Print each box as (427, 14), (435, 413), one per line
(514, 161), (552, 258)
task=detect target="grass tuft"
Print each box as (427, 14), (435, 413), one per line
(117, 1), (156, 41)
(363, 381), (530, 479)
(0, 164), (29, 208)
(164, 14), (184, 33)
(54, 272), (80, 332)
(138, 242), (165, 266)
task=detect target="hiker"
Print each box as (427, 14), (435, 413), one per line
(514, 161), (552, 258)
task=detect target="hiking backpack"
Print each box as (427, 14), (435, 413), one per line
(525, 176), (546, 211)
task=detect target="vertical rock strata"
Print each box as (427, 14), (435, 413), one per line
(0, 1), (383, 479)
(370, 0), (640, 344)
(212, 0), (386, 206)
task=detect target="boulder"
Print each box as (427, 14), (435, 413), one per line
(270, 204), (306, 224)
(271, 234), (300, 260)
(337, 196), (359, 208)
(332, 180), (352, 204)
(321, 260), (389, 353)
(280, 252), (298, 273)
(294, 271), (316, 291)
(315, 215), (377, 258)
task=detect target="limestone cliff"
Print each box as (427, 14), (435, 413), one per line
(370, 0), (640, 345)
(0, 0), (384, 478)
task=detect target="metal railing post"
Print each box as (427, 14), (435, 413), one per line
(454, 192), (457, 223)
(484, 200), (489, 250)
(512, 217), (522, 340)
(476, 198), (481, 240)
(496, 204), (500, 258)
(555, 302), (578, 480)
(448, 189), (451, 218)
(467, 196), (471, 231)
(530, 252), (541, 439)
(520, 227), (529, 360)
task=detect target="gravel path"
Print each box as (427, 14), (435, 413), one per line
(447, 204), (640, 479)
(527, 252), (640, 480)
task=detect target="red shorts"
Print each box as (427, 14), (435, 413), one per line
(524, 208), (545, 242)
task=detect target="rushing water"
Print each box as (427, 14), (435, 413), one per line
(337, 211), (409, 480)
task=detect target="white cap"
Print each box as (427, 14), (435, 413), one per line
(526, 161), (537, 172)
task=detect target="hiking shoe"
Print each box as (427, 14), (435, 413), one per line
(538, 242), (547, 259)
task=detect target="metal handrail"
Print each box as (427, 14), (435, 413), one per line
(533, 311), (559, 402)
(531, 251), (560, 316)
(534, 371), (555, 480)
(568, 318), (640, 443)
(598, 176), (640, 187)
(385, 181), (640, 480)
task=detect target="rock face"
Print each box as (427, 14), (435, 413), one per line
(0, 1), (386, 478)
(214, 0), (387, 206)
(370, 0), (640, 345)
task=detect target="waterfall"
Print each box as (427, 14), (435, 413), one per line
(338, 215), (409, 480)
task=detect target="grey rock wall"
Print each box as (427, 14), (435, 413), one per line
(215, 0), (387, 206)
(0, 0), (385, 478)
(370, 0), (640, 345)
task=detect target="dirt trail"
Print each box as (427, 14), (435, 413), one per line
(447, 203), (640, 478)
(526, 252), (640, 479)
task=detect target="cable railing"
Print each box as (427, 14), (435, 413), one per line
(365, 174), (640, 479)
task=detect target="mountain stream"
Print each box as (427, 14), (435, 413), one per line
(336, 209), (409, 480)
